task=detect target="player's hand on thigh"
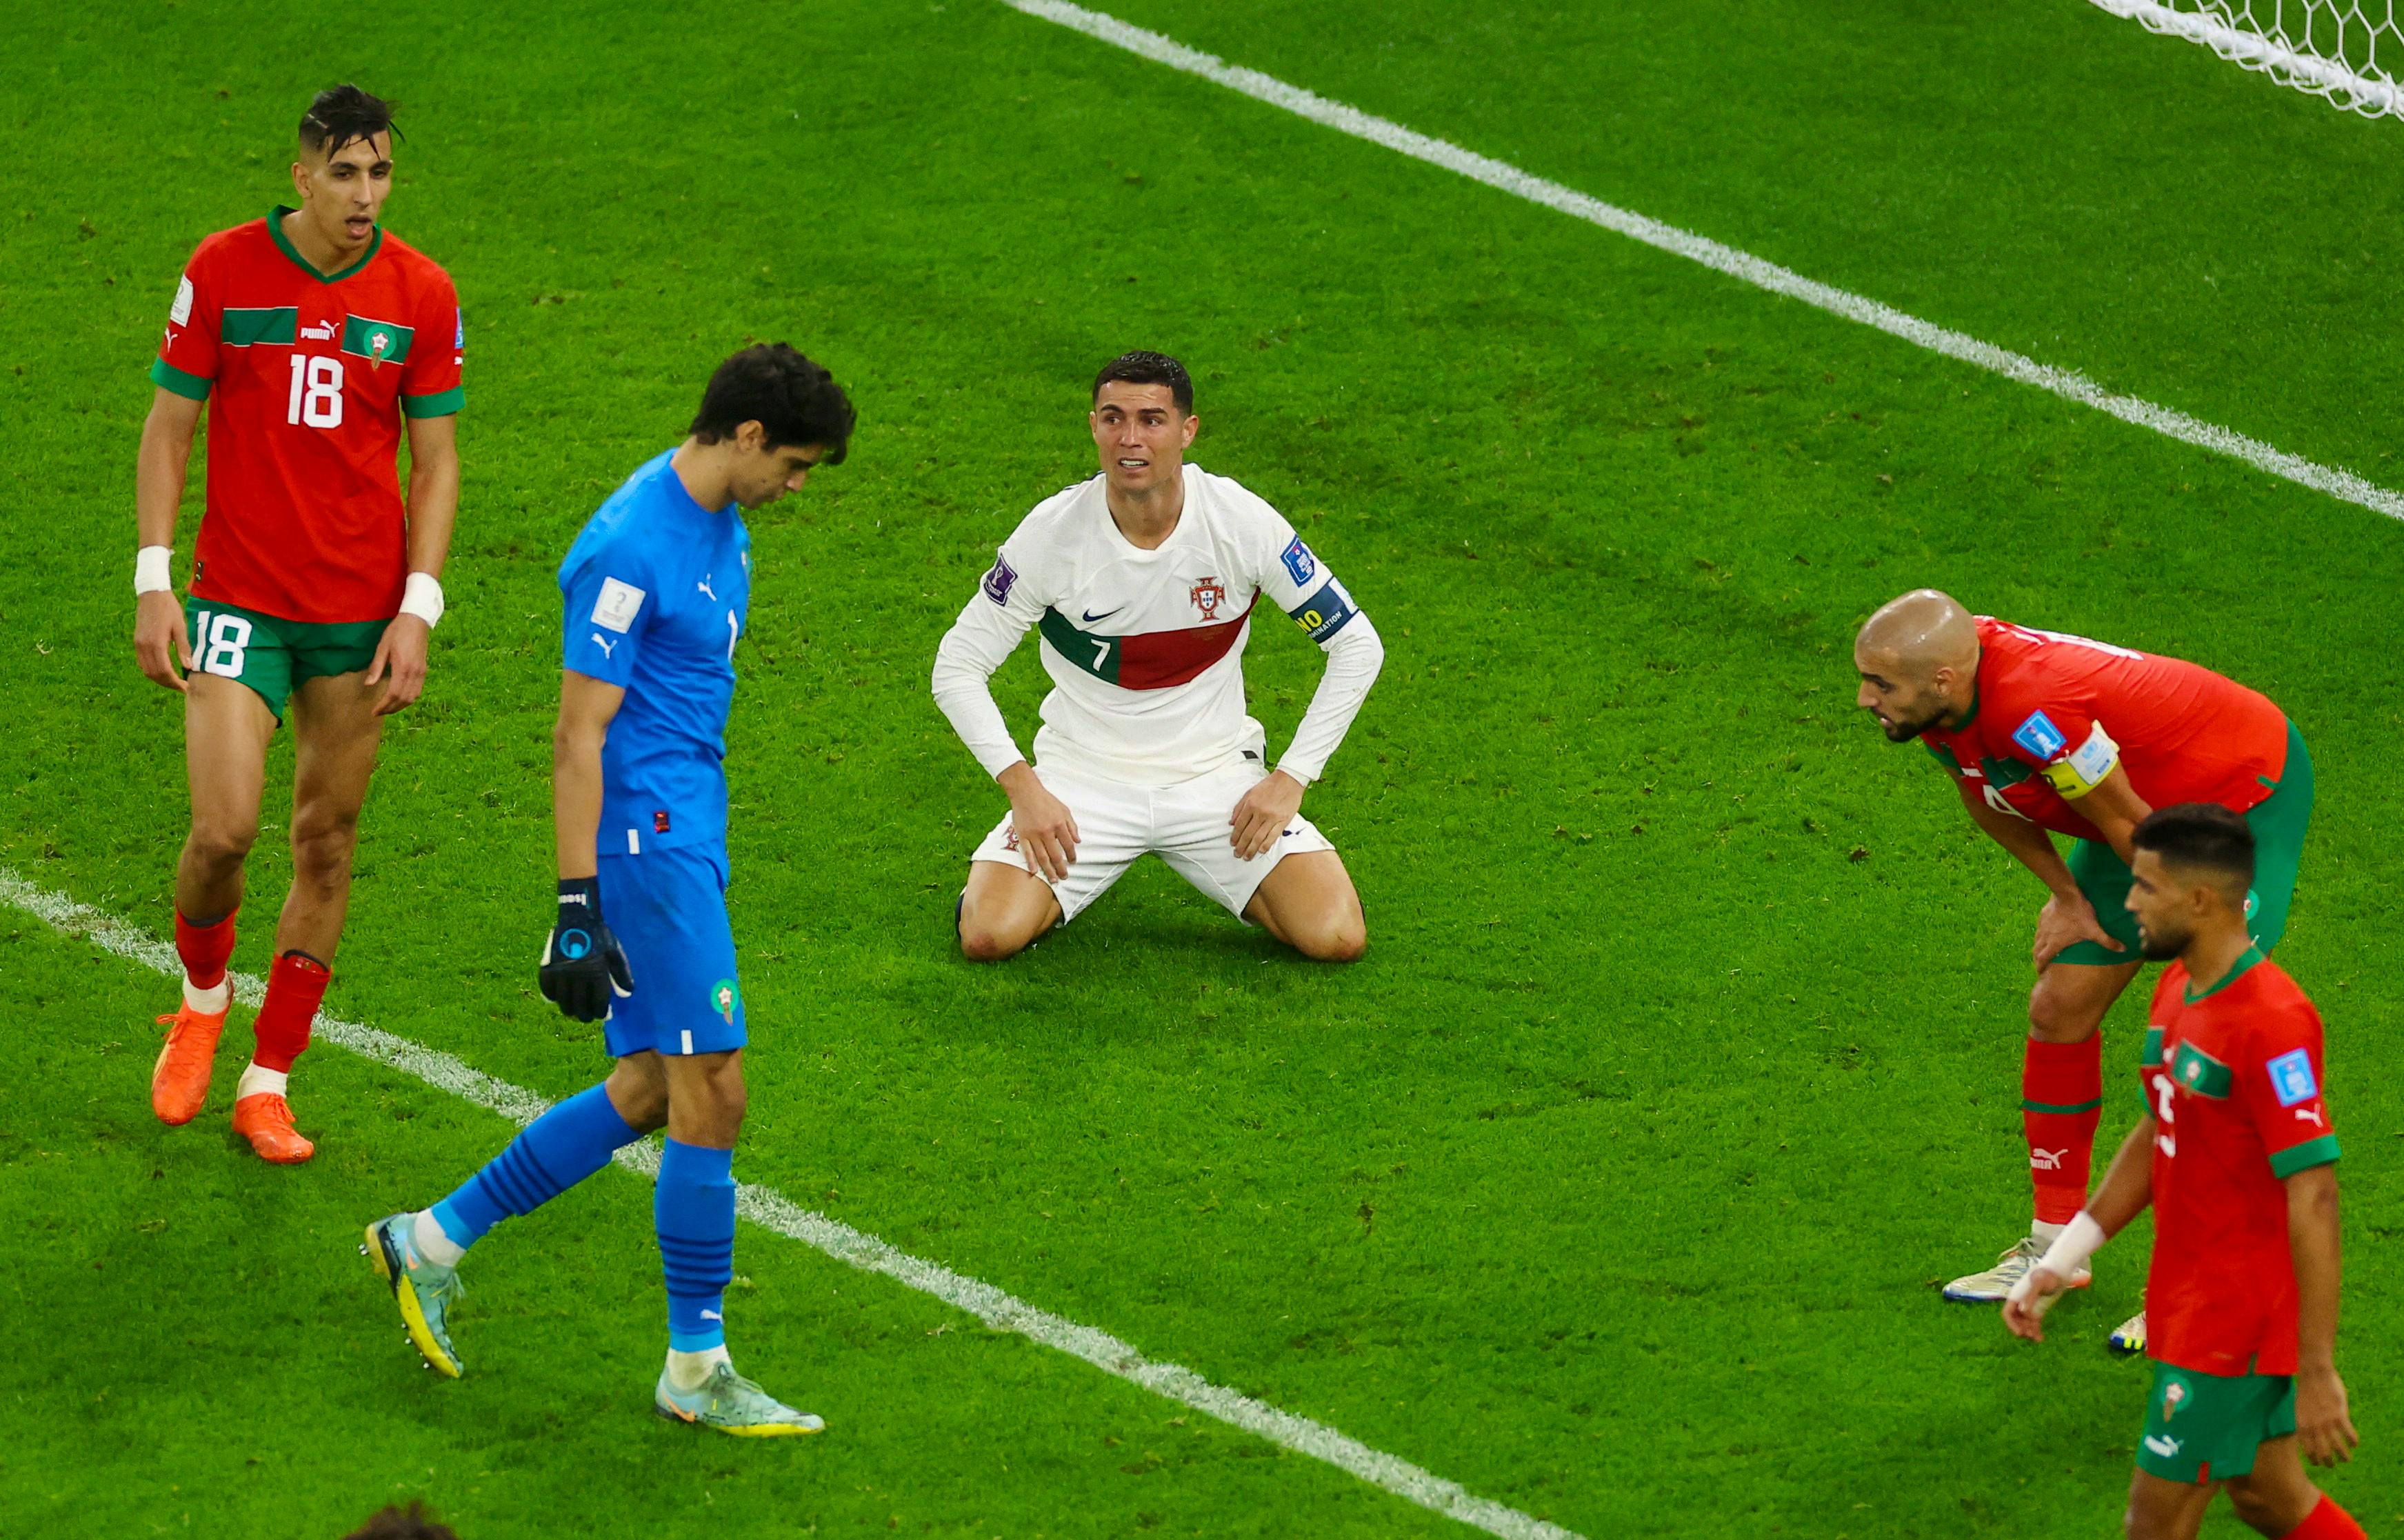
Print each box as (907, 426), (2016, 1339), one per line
(2001, 1266), (2072, 1341)
(999, 764), (1079, 882)
(366, 614), (432, 716)
(2294, 1367), (2358, 1466)
(134, 589), (192, 691)
(1229, 770), (1305, 861)
(2032, 891), (2122, 968)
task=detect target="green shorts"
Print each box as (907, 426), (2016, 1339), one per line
(2137, 1362), (2296, 1483)
(184, 597), (385, 721)
(2055, 720), (2313, 966)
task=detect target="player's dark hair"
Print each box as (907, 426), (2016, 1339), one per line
(690, 343), (855, 463)
(1092, 350), (1193, 414)
(299, 85), (400, 158)
(2133, 803), (2255, 897)
(343, 1502), (457, 1540)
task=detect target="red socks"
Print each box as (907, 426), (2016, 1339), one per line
(251, 950), (331, 1073)
(2283, 1495), (2367, 1540)
(174, 908), (239, 991)
(2022, 1035), (2103, 1226)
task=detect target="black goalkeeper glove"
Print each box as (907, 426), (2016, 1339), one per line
(538, 877), (632, 1021)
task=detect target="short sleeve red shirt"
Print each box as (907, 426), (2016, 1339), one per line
(152, 210), (461, 624)
(2141, 951), (2338, 1377)
(1919, 618), (2290, 841)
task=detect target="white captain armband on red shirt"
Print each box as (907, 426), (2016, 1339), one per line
(2040, 721), (2121, 797)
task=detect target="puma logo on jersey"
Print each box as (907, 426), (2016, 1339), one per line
(697, 574), (717, 601)
(590, 633), (619, 659)
(2295, 1106), (2325, 1127)
(2142, 1434), (2181, 1458)
(2028, 1148), (2068, 1171)
(302, 321), (337, 341)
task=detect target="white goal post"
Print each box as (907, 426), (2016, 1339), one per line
(2086, 0), (2404, 119)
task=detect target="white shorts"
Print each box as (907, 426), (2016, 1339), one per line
(969, 757), (1336, 925)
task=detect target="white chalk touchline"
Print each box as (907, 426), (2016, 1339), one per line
(1003, 0), (2404, 526)
(2, 868), (1578, 1540)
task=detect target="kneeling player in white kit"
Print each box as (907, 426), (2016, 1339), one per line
(932, 352), (1385, 962)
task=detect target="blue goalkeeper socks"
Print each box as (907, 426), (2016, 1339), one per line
(656, 1139), (737, 1352)
(432, 1084), (642, 1250)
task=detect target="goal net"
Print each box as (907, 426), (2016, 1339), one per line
(2087, 0), (2404, 119)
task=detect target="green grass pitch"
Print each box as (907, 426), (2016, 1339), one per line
(5, 0), (2403, 1534)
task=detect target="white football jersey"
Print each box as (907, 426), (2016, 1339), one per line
(932, 464), (1377, 786)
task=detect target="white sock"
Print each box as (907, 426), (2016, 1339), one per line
(665, 1345), (732, 1392)
(412, 1209), (467, 1268)
(183, 975), (230, 1014)
(2031, 1218), (2067, 1248)
(234, 1063), (288, 1101)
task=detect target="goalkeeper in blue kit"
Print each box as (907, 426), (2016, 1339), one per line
(362, 345), (854, 1434)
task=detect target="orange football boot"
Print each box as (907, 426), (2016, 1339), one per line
(151, 1002), (228, 1125)
(232, 1093), (316, 1163)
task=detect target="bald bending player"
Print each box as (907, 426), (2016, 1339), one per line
(1853, 590), (2313, 1350)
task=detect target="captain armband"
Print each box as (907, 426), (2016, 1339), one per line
(1285, 577), (1359, 644)
(2039, 721), (2120, 798)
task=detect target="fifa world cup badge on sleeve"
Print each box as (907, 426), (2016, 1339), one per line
(592, 577), (645, 632)
(2011, 710), (2068, 761)
(2267, 1048), (2318, 1107)
(1281, 536), (1317, 586)
(982, 554), (1019, 606)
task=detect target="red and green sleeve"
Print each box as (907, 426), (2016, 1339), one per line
(150, 246), (221, 401)
(2241, 1010), (2338, 1178)
(398, 272), (463, 419)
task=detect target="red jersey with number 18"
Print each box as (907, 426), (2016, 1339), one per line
(151, 208), (461, 625)
(1919, 618), (2288, 843)
(2141, 950), (2338, 1377)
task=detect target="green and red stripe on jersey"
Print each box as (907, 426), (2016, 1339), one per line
(1040, 599), (1260, 689)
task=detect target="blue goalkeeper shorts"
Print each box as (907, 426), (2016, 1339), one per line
(596, 843), (748, 1059)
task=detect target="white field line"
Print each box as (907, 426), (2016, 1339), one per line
(1, 869), (1578, 1540)
(1003, 0), (2404, 525)
(2085, 0), (2404, 117)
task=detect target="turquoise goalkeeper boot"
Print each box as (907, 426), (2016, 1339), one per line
(654, 1361), (825, 1437)
(363, 1212), (466, 1378)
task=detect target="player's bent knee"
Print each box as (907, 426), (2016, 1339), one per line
(185, 821), (259, 873)
(1290, 914), (1368, 963)
(958, 917), (1033, 963)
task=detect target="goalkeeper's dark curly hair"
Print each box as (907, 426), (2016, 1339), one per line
(343, 1501), (457, 1540)
(690, 343), (857, 463)
(299, 84), (400, 157)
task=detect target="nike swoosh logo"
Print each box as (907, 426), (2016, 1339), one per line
(1082, 607), (1123, 624)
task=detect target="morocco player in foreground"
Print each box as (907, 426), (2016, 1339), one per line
(137, 86), (462, 1161)
(2005, 806), (2358, 1540)
(364, 346), (854, 1434)
(1854, 591), (2312, 1345)
(934, 352), (1385, 960)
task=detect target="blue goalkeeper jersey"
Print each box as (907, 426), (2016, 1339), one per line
(559, 448), (751, 854)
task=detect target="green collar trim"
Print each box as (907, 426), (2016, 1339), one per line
(268, 206), (383, 283)
(2185, 944), (2267, 1006)
(1947, 681), (1980, 734)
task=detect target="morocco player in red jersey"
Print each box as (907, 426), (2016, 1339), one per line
(132, 86), (462, 1162)
(2006, 806), (2359, 1540)
(1854, 590), (2312, 1343)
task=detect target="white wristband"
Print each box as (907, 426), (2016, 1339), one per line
(399, 571), (445, 628)
(2006, 1211), (2109, 1307)
(134, 546), (173, 596)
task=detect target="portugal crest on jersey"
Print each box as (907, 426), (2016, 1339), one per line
(1190, 576), (1225, 621)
